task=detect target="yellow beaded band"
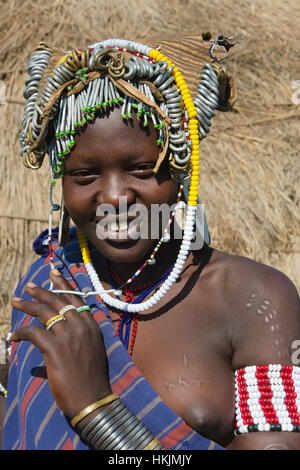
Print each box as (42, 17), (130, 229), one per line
(45, 314), (65, 328)
(77, 229), (92, 264)
(142, 437), (161, 450)
(149, 48), (199, 206)
(70, 393), (119, 428)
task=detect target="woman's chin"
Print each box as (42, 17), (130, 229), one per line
(90, 236), (156, 265)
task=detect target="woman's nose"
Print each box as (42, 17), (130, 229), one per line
(96, 173), (135, 212)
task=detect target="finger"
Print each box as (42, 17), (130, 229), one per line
(24, 282), (69, 314)
(11, 298), (56, 326)
(11, 324), (54, 356)
(11, 298), (68, 335)
(22, 283), (78, 330)
(23, 270), (84, 316)
(49, 270), (94, 321)
(49, 269), (86, 310)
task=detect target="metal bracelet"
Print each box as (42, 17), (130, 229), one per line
(94, 411), (138, 449)
(98, 412), (154, 450)
(96, 419), (150, 450)
(89, 405), (129, 448)
(81, 399), (123, 441)
(92, 404), (133, 448)
(80, 398), (165, 450)
(84, 401), (126, 443)
(113, 423), (150, 451)
(121, 424), (153, 450)
(82, 403), (123, 444)
(88, 406), (130, 448)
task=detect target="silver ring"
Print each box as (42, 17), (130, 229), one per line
(59, 304), (77, 315)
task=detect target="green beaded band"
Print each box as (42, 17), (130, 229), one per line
(55, 130), (76, 138)
(76, 306), (91, 313)
(77, 67), (88, 76)
(47, 74), (166, 180)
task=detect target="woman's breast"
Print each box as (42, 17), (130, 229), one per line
(153, 360), (234, 446)
(132, 323), (236, 447)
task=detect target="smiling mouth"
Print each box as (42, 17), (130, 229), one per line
(96, 217), (143, 243)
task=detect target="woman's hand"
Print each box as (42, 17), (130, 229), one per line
(10, 269), (112, 419)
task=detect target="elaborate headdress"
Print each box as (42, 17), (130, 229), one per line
(20, 33), (241, 326)
(21, 33), (239, 178)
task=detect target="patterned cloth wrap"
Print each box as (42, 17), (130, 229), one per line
(2, 227), (223, 450)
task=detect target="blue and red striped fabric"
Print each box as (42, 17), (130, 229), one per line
(2, 227), (223, 450)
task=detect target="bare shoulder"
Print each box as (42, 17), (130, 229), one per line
(192, 246), (299, 318)
(196, 247), (300, 368)
(204, 247), (299, 309)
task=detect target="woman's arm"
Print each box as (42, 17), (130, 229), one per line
(9, 269), (165, 450)
(229, 264), (300, 450)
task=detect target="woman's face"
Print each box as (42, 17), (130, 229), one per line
(63, 106), (178, 264)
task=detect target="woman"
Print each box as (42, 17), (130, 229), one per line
(1, 36), (300, 450)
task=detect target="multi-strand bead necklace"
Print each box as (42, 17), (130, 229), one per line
(107, 262), (174, 355)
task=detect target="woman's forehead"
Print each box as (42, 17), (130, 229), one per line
(75, 106), (154, 137)
(66, 108), (159, 164)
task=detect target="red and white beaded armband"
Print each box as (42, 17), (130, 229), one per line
(235, 365), (300, 435)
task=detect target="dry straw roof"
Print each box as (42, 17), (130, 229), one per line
(0, 0), (299, 337)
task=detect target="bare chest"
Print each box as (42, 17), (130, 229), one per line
(108, 283), (235, 447)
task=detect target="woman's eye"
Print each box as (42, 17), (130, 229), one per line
(70, 170), (98, 182)
(74, 170), (96, 176)
(130, 164), (155, 175)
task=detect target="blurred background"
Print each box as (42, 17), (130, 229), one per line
(0, 0), (299, 338)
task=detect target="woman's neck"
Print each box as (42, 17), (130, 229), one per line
(111, 238), (183, 287)
(92, 238), (183, 290)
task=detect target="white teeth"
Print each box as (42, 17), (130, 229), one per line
(108, 221), (128, 231)
(119, 221), (128, 231)
(109, 222), (119, 231)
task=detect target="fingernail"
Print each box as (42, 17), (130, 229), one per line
(52, 269), (61, 276)
(27, 282), (36, 288)
(12, 297), (22, 302)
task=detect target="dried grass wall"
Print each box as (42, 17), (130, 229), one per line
(0, 0), (299, 338)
